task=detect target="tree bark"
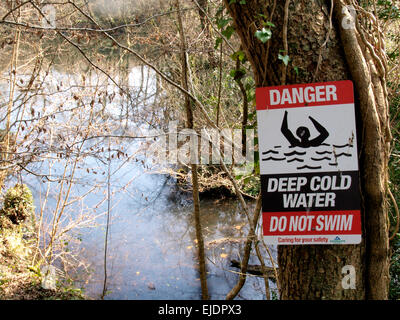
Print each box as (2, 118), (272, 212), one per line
(333, 0), (390, 300)
(224, 0), (390, 299)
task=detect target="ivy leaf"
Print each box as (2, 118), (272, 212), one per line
(229, 68), (246, 80)
(278, 54), (290, 66)
(214, 37), (222, 49)
(254, 28), (272, 43)
(247, 111), (256, 122)
(230, 50), (245, 61)
(263, 21), (275, 28)
(228, 0), (246, 5)
(222, 25), (235, 39)
(216, 18), (231, 30)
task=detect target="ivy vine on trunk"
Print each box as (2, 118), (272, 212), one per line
(224, 0), (391, 299)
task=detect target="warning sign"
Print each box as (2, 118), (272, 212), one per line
(256, 80), (362, 245)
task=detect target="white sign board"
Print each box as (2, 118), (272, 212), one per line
(256, 80), (362, 245)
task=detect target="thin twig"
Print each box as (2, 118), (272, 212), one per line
(281, 0), (290, 85)
(101, 137), (112, 299)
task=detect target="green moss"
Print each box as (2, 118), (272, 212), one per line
(0, 184), (35, 225)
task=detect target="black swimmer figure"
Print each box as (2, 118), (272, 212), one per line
(281, 110), (329, 148)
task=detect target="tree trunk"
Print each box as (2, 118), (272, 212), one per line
(224, 0), (390, 299)
(176, 0), (209, 300)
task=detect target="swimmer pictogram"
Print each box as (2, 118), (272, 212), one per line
(259, 108), (355, 171)
(281, 111), (329, 148)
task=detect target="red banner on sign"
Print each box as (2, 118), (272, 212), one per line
(256, 80), (354, 110)
(262, 210), (361, 236)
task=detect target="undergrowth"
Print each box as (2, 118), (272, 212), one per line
(0, 184), (86, 300)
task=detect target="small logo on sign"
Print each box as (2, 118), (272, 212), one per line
(330, 236), (346, 244)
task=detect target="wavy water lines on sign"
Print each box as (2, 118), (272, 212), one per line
(311, 156), (331, 161)
(260, 136), (355, 171)
(287, 158), (304, 163)
(296, 165), (322, 170)
(262, 149), (279, 155)
(261, 156), (286, 161)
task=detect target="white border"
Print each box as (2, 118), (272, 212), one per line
(263, 234), (361, 245)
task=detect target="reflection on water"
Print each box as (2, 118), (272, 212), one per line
(27, 147), (272, 299)
(75, 177), (267, 300)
